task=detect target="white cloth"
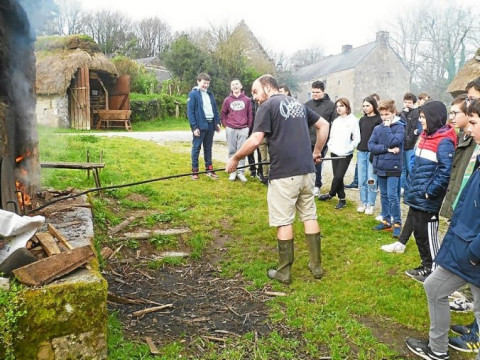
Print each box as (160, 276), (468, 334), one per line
(0, 209), (45, 263)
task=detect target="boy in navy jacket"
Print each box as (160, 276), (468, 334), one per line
(406, 98), (480, 360)
(368, 100), (405, 236)
(397, 101), (457, 283)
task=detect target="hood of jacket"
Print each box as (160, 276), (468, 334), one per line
(312, 93), (331, 104)
(228, 91), (247, 100)
(419, 123), (458, 147)
(420, 100), (447, 135)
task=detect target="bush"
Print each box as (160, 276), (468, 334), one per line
(130, 93), (187, 122)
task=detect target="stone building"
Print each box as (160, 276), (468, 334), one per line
(295, 31), (410, 113)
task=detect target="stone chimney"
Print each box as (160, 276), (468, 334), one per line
(376, 31), (389, 45)
(342, 45), (352, 53)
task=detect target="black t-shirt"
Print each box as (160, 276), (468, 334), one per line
(357, 114), (382, 151)
(253, 94), (318, 180)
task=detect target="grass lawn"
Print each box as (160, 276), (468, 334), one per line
(37, 127), (472, 360)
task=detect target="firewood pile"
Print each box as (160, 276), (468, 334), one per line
(11, 224), (94, 286)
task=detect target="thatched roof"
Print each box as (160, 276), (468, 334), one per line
(447, 48), (480, 98)
(36, 35), (118, 95)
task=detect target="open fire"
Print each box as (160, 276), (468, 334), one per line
(0, 0), (40, 214)
(15, 152), (33, 210)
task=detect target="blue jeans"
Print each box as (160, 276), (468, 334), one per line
(377, 175), (401, 225)
(400, 148), (415, 189)
(357, 151), (377, 206)
(191, 121), (215, 169)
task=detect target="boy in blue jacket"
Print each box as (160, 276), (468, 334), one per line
(187, 72), (221, 180)
(406, 98), (480, 360)
(397, 101), (457, 283)
(368, 100), (405, 237)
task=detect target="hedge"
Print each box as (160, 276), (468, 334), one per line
(130, 93), (187, 122)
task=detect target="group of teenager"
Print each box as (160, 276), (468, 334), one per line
(186, 71), (480, 359)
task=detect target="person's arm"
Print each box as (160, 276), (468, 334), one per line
(312, 117), (329, 162)
(426, 139), (455, 198)
(210, 93), (221, 131)
(220, 98), (229, 128)
(187, 92), (197, 131)
(226, 132), (264, 173)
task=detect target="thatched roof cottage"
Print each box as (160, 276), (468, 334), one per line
(35, 35), (122, 129)
(447, 48), (480, 98)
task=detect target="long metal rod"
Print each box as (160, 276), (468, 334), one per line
(29, 157), (346, 214)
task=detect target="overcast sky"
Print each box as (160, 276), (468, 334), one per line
(80, 0), (475, 56)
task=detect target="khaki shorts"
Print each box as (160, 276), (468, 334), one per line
(267, 173), (318, 227)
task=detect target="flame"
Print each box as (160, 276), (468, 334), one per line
(15, 151), (33, 209)
(15, 181), (32, 208)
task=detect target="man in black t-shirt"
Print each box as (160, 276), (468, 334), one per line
(226, 74), (329, 284)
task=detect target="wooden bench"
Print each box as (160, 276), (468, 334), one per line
(40, 162), (105, 188)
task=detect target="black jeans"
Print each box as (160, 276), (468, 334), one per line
(328, 153), (353, 199)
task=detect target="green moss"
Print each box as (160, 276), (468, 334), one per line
(35, 35), (100, 54)
(14, 270), (107, 359)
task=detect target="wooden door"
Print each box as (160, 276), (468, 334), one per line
(70, 66), (91, 130)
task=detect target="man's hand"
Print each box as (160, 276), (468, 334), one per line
(193, 129), (200, 137)
(387, 147), (400, 154)
(313, 152), (322, 164)
(226, 157), (239, 173)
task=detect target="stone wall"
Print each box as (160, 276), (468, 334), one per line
(36, 95), (69, 128)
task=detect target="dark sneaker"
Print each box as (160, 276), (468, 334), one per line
(406, 337), (449, 360)
(392, 224), (402, 238)
(250, 171), (256, 178)
(405, 266), (426, 278)
(413, 268), (432, 283)
(318, 193), (332, 201)
(335, 199), (346, 210)
(205, 165), (219, 179)
(449, 323), (480, 353)
(372, 220), (392, 231)
(451, 321), (475, 335)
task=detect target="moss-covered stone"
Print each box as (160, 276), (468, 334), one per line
(14, 268), (107, 359)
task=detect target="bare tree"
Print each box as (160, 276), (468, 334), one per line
(82, 10), (134, 56)
(389, 2), (480, 100)
(53, 0), (84, 35)
(288, 47), (325, 70)
(135, 17), (172, 58)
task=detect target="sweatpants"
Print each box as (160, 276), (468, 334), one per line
(424, 266), (480, 357)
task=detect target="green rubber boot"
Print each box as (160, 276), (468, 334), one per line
(306, 233), (324, 279)
(267, 239), (294, 284)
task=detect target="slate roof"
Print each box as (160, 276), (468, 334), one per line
(295, 42), (378, 82)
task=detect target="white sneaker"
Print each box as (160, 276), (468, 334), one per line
(365, 205), (374, 215)
(375, 214), (383, 222)
(380, 241), (406, 253)
(237, 173), (248, 183)
(357, 204), (366, 213)
(229, 172), (237, 181)
(450, 297), (474, 312)
(313, 187), (320, 196)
